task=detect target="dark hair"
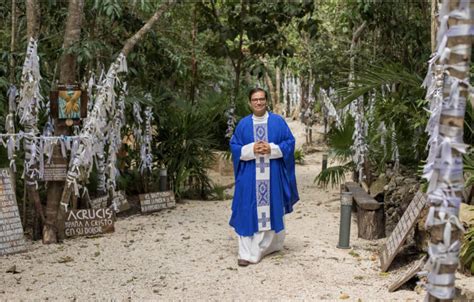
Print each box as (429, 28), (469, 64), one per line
(248, 87), (267, 101)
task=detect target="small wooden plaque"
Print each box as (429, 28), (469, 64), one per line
(380, 191), (427, 272)
(89, 195), (108, 209)
(64, 208), (115, 237)
(0, 169), (26, 256)
(110, 191), (130, 213)
(388, 256), (426, 292)
(43, 163), (68, 181)
(139, 191), (176, 213)
(90, 191), (130, 213)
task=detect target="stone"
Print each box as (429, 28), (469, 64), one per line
(386, 178), (397, 192)
(460, 203), (474, 227)
(369, 174), (388, 198)
(403, 178), (417, 185)
(395, 176), (405, 186)
(6, 265), (19, 274)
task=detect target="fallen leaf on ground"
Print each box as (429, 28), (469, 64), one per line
(349, 250), (360, 258)
(339, 293), (350, 299)
(58, 256), (74, 263)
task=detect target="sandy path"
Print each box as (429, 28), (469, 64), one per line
(0, 120), (471, 300)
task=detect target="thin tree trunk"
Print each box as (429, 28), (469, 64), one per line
(424, 0), (472, 301)
(349, 21), (367, 184)
(9, 0), (17, 84)
(190, 4), (198, 105)
(275, 66), (281, 114)
(263, 70), (274, 107)
(121, 1), (175, 57)
(9, 0), (17, 191)
(24, 0), (45, 238)
(232, 0), (246, 103)
(44, 0), (85, 244)
(348, 21), (367, 87)
(233, 32), (244, 102)
(431, 0), (439, 53)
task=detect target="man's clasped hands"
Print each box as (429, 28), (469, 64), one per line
(254, 141), (271, 155)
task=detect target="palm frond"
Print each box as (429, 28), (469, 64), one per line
(337, 62), (424, 109)
(326, 115), (354, 162)
(460, 226), (474, 274)
(314, 162), (355, 188)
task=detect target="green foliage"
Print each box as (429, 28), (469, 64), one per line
(314, 116), (355, 188)
(460, 224), (474, 275)
(326, 115), (354, 162)
(294, 148), (305, 165)
(464, 150), (474, 188)
(337, 63), (424, 109)
(155, 101), (217, 200)
(209, 184), (232, 201)
(314, 162), (355, 189)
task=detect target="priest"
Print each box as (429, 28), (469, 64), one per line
(229, 87), (299, 267)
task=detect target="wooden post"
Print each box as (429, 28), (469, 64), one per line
(424, 0), (472, 301)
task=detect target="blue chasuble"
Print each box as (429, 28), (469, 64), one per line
(229, 112), (299, 236)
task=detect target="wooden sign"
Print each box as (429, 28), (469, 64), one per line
(64, 208), (115, 237)
(110, 191), (130, 213)
(139, 191), (175, 213)
(90, 191), (130, 213)
(380, 191), (427, 272)
(43, 144), (68, 181)
(89, 195), (108, 209)
(0, 168), (26, 256)
(388, 256), (426, 292)
(50, 84), (88, 126)
(43, 163), (67, 181)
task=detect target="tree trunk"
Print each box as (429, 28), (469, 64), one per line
(121, 1), (175, 57)
(232, 33), (244, 103)
(9, 0), (17, 84)
(190, 4), (198, 105)
(44, 0), (85, 244)
(348, 21), (367, 88)
(26, 0), (39, 40)
(431, 0), (439, 53)
(349, 21), (367, 184)
(424, 0), (472, 301)
(263, 70), (274, 107)
(275, 66), (281, 114)
(23, 0), (45, 238)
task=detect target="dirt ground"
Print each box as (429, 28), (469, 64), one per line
(0, 120), (472, 300)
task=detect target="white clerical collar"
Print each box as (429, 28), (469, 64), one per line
(252, 111), (269, 122)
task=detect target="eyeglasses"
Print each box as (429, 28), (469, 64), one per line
(250, 98), (266, 103)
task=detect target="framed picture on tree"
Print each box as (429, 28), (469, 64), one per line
(50, 83), (88, 126)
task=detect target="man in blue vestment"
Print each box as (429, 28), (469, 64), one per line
(229, 88), (299, 267)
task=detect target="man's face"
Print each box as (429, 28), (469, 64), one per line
(249, 91), (267, 116)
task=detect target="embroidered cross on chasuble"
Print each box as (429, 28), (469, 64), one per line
(253, 121), (271, 231)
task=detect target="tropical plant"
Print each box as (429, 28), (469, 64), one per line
(294, 148), (305, 165)
(460, 224), (474, 275)
(314, 115), (355, 188)
(155, 102), (218, 200)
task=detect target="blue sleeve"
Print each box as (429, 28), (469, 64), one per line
(230, 122), (244, 179)
(277, 118), (299, 207)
